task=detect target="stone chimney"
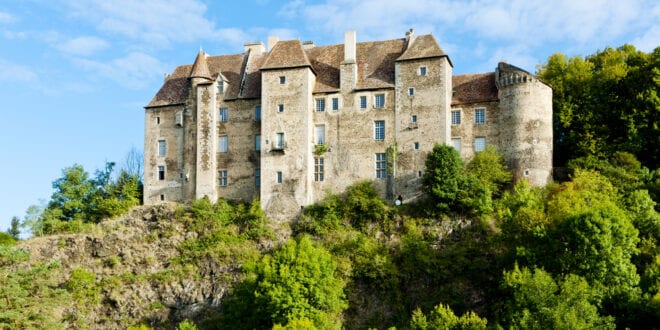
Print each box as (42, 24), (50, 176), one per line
(340, 29), (358, 96)
(244, 42), (265, 54)
(405, 28), (415, 49)
(267, 36), (279, 52)
(302, 40), (315, 49)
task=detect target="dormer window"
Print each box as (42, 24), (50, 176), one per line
(217, 80), (224, 93)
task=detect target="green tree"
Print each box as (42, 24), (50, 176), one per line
(7, 216), (20, 239)
(538, 45), (660, 167)
(49, 164), (96, 222)
(410, 303), (487, 330)
(466, 145), (512, 197)
(502, 265), (615, 329)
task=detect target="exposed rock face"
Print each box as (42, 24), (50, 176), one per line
(17, 205), (241, 328)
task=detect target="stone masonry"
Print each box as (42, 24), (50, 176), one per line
(143, 29), (553, 220)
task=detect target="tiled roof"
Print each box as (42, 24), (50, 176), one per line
(452, 73), (499, 105)
(356, 39), (407, 89)
(397, 34), (445, 61)
(207, 54), (246, 99)
(146, 65), (192, 107)
(189, 50), (212, 80)
(306, 44), (342, 92)
(261, 40), (312, 70)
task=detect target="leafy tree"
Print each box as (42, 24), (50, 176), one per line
(538, 45), (660, 167)
(466, 145), (512, 197)
(343, 181), (391, 230)
(409, 303), (487, 330)
(7, 216), (20, 239)
(0, 233), (16, 247)
(423, 144), (491, 215)
(502, 265), (615, 329)
(49, 164), (96, 222)
(176, 319), (198, 330)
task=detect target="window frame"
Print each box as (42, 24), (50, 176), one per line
(374, 94), (385, 108)
(218, 170), (228, 187)
(408, 87), (415, 96)
(218, 135), (228, 153)
(474, 137), (486, 152)
(278, 104), (284, 113)
(474, 108), (486, 125)
(332, 97), (339, 111)
(360, 95), (367, 109)
(255, 105), (261, 121)
(419, 66), (427, 76)
(158, 140), (166, 157)
(158, 165), (165, 181)
(275, 132), (285, 149)
(451, 138), (461, 152)
(219, 107), (228, 122)
(315, 125), (325, 145)
(374, 120), (385, 141)
(375, 153), (387, 179)
(255, 168), (260, 186)
(451, 110), (461, 125)
(276, 171), (283, 184)
(315, 98), (326, 112)
(279, 76), (286, 84)
(314, 157), (324, 182)
(255, 134), (261, 151)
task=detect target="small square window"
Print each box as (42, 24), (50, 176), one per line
(408, 87), (415, 96)
(332, 97), (339, 111)
(255, 105), (261, 121)
(451, 110), (461, 125)
(279, 76), (285, 84)
(475, 108), (486, 125)
(452, 138), (461, 151)
(277, 171), (283, 184)
(474, 137), (486, 152)
(414, 142), (419, 150)
(411, 115), (417, 123)
(158, 166), (165, 181)
(218, 170), (228, 187)
(278, 104), (284, 113)
(316, 98), (326, 112)
(219, 108), (228, 122)
(219, 135), (228, 153)
(419, 66), (427, 76)
(360, 96), (367, 109)
(374, 94), (385, 108)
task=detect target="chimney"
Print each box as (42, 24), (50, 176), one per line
(267, 36), (279, 52)
(343, 29), (356, 63)
(244, 42), (265, 54)
(405, 28), (415, 49)
(302, 40), (315, 49)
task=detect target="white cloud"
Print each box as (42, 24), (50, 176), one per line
(0, 59), (37, 82)
(73, 52), (167, 89)
(58, 36), (109, 56)
(0, 11), (16, 24)
(632, 26), (660, 52)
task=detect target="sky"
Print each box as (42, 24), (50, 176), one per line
(0, 0), (658, 233)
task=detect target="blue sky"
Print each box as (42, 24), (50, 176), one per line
(0, 0), (658, 233)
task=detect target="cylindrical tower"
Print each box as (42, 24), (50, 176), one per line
(496, 63), (553, 186)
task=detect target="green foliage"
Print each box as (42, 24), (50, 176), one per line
(272, 317), (316, 329)
(66, 268), (101, 305)
(126, 324), (154, 330)
(409, 304), (487, 330)
(176, 319), (198, 330)
(7, 216), (20, 239)
(502, 265), (615, 329)
(423, 144), (492, 215)
(344, 181), (392, 230)
(222, 235), (347, 329)
(466, 145), (512, 197)
(0, 232), (16, 247)
(538, 45), (660, 167)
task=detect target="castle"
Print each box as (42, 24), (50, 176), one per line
(143, 29), (553, 220)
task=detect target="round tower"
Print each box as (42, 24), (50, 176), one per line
(496, 63), (553, 186)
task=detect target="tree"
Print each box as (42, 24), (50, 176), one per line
(7, 216), (20, 239)
(466, 145), (512, 197)
(410, 303), (487, 330)
(48, 164), (96, 222)
(538, 45), (660, 167)
(502, 265), (615, 329)
(423, 144), (491, 215)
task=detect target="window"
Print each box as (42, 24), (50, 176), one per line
(451, 110), (461, 125)
(474, 137), (486, 152)
(408, 87), (415, 96)
(315, 98), (326, 112)
(219, 108), (228, 122)
(332, 97), (339, 111)
(374, 94), (385, 108)
(275, 132), (285, 149)
(217, 80), (224, 93)
(255, 168), (260, 186)
(419, 66), (427, 76)
(158, 140), (166, 157)
(156, 116), (160, 125)
(278, 104), (284, 113)
(160, 194), (165, 201)
(376, 153), (387, 179)
(374, 120), (385, 141)
(451, 138), (461, 151)
(360, 95), (367, 109)
(475, 108), (485, 125)
(255, 134), (261, 151)
(279, 76), (285, 84)
(315, 125), (325, 145)
(219, 135), (228, 153)
(314, 157), (324, 182)
(276, 171), (283, 184)
(414, 142), (419, 150)
(175, 111), (183, 126)
(218, 170), (227, 187)
(255, 105), (261, 121)
(158, 166), (165, 181)
(411, 115), (417, 123)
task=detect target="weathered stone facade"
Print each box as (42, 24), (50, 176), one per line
(144, 29), (552, 220)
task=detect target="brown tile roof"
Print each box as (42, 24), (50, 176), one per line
(207, 54), (246, 99)
(356, 39), (407, 89)
(452, 73), (499, 105)
(261, 40), (312, 70)
(397, 34), (445, 61)
(306, 44), (342, 92)
(240, 51), (267, 99)
(146, 65), (192, 107)
(189, 50), (212, 80)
